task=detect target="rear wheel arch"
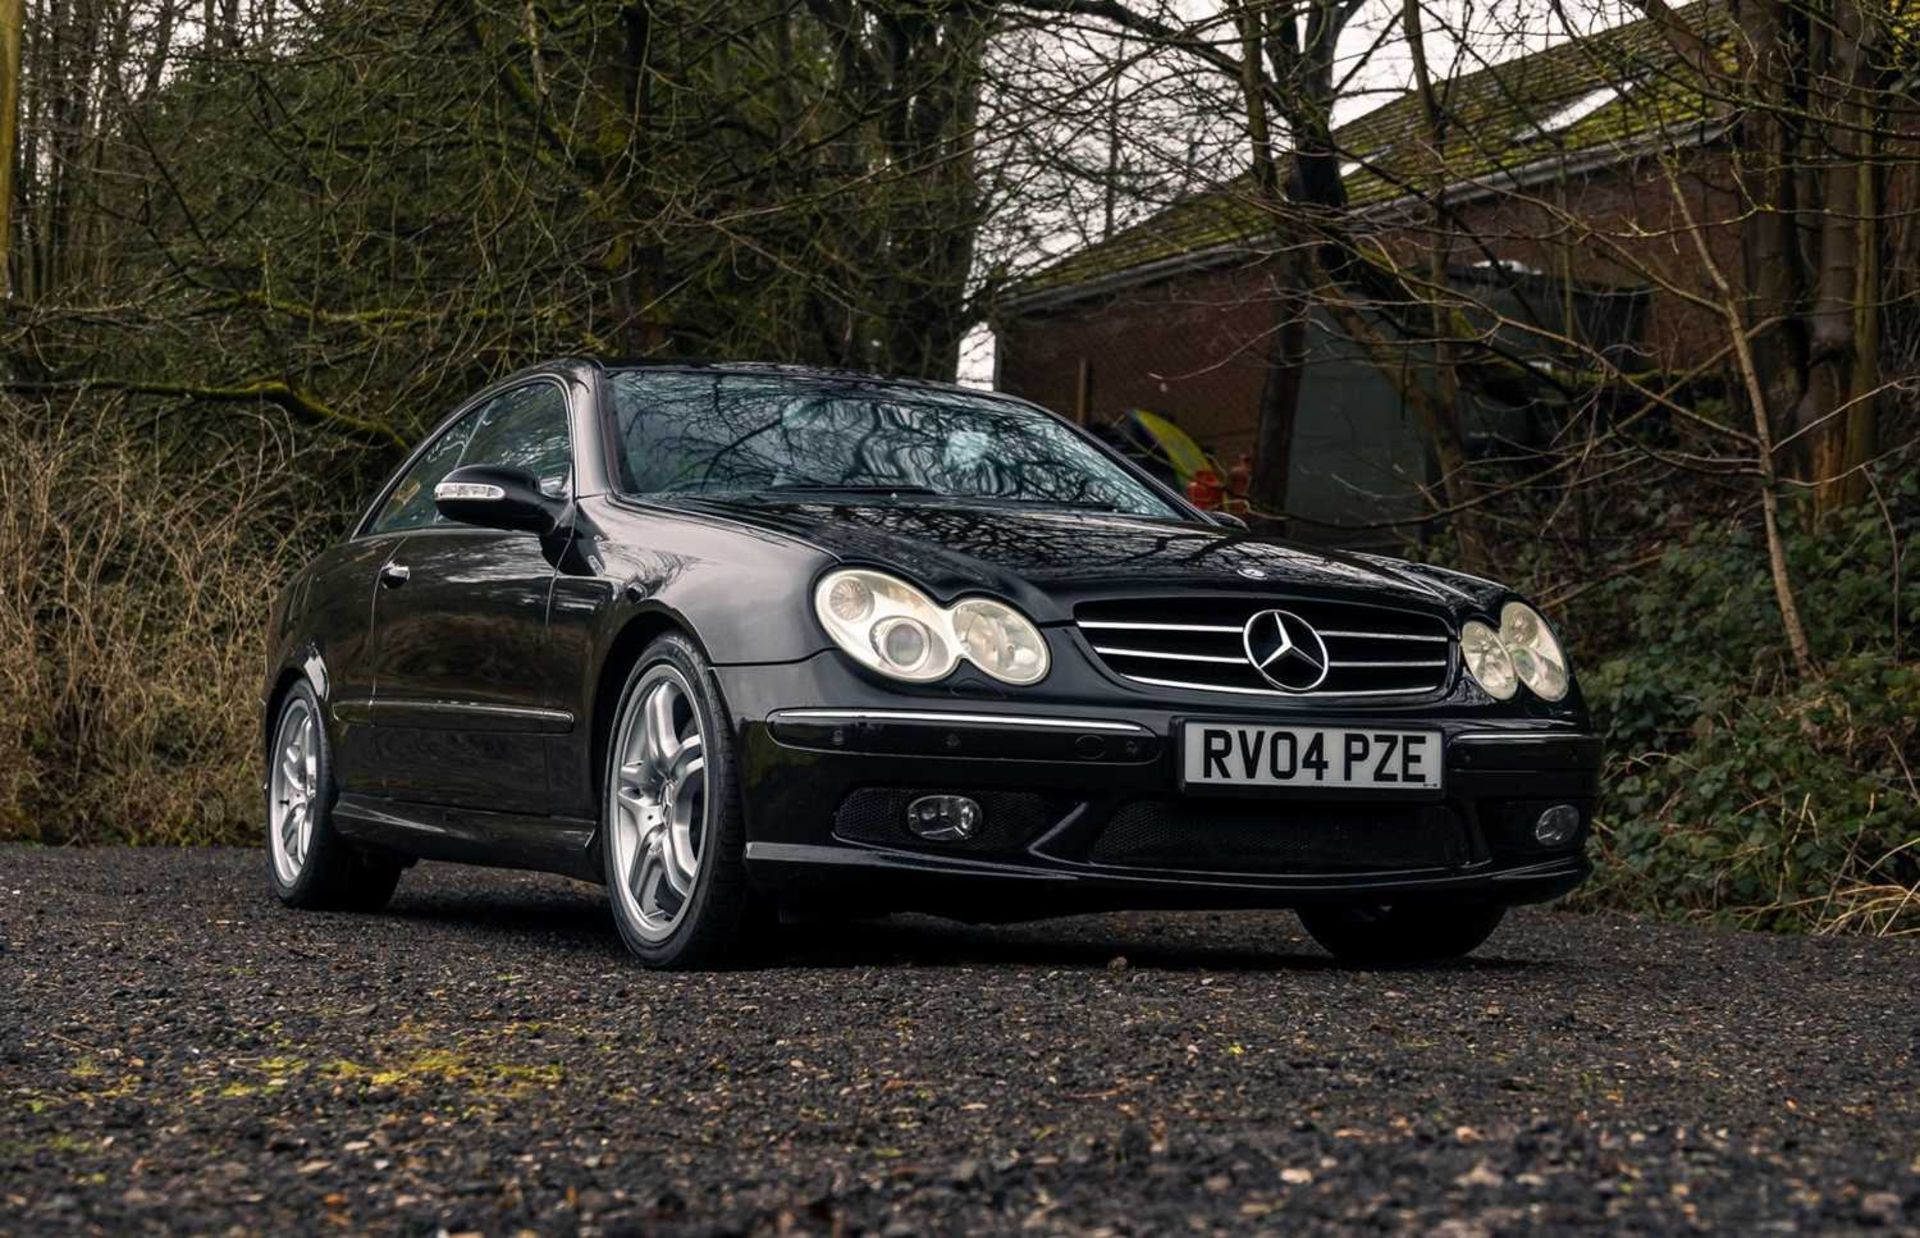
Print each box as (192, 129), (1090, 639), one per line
(263, 658), (322, 764)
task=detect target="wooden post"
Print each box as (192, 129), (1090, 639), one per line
(1074, 357), (1092, 425)
(0, 0), (20, 305)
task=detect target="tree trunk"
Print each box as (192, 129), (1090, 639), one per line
(0, 0), (21, 307)
(1797, 0), (1876, 515)
(1248, 268), (1305, 521)
(1736, 0), (1808, 441)
(1399, 0), (1486, 572)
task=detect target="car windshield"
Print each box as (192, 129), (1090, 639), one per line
(606, 369), (1182, 519)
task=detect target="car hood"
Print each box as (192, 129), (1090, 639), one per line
(674, 497), (1503, 619)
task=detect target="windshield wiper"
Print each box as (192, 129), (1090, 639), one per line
(925, 494), (1125, 514)
(758, 482), (945, 497)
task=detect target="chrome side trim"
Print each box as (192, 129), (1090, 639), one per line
(770, 708), (1151, 734)
(1120, 674), (1434, 699)
(359, 699), (576, 733)
(1451, 732), (1596, 744)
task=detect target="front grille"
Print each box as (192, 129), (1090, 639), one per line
(1088, 798), (1470, 874)
(1076, 596), (1453, 698)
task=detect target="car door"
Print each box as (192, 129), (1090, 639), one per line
(367, 379), (576, 815)
(325, 398), (494, 798)
(299, 535), (409, 800)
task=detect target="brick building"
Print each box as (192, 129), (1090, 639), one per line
(991, 4), (1749, 543)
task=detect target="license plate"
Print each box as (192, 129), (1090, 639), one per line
(1180, 723), (1442, 792)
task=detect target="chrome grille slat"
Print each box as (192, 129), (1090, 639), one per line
(1092, 646), (1248, 665)
(1328, 659), (1449, 669)
(1122, 675), (1447, 699)
(1075, 596), (1455, 699)
(1078, 621), (1242, 633)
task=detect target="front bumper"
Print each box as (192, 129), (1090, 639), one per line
(717, 656), (1600, 921)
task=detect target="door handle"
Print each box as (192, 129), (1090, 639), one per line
(379, 563), (411, 588)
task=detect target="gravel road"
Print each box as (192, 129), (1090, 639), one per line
(1, 845), (1915, 1235)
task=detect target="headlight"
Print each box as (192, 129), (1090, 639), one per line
(951, 598), (1050, 685)
(813, 570), (957, 682)
(1499, 601), (1569, 702)
(813, 569), (1050, 686)
(1460, 619), (1518, 700)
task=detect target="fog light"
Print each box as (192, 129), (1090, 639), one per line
(907, 795), (980, 842)
(1534, 803), (1581, 846)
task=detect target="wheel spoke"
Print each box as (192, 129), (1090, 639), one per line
(663, 760), (700, 890)
(301, 720), (318, 792)
(289, 803), (308, 866)
(662, 829), (694, 897)
(635, 834), (684, 916)
(644, 682), (681, 766)
(666, 733), (703, 783)
(637, 825), (660, 902)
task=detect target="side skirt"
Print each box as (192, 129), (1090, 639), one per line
(332, 794), (602, 883)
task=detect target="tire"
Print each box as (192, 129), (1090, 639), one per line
(265, 681), (403, 912)
(1297, 898), (1506, 966)
(601, 633), (759, 968)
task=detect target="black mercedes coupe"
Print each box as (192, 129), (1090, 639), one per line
(262, 359), (1599, 967)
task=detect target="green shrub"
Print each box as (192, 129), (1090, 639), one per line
(1570, 480), (1920, 934)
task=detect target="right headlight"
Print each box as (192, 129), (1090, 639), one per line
(1499, 601), (1569, 701)
(1459, 603), (1570, 702)
(813, 569), (1050, 686)
(1460, 618), (1519, 700)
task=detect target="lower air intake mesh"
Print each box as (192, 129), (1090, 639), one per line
(1089, 799), (1469, 874)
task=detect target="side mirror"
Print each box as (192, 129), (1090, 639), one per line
(1211, 510), (1249, 530)
(434, 464), (564, 536)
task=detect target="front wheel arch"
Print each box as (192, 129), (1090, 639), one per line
(598, 630), (763, 966)
(587, 608), (711, 872)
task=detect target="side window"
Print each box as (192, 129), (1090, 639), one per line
(458, 382), (572, 497)
(366, 403), (485, 534)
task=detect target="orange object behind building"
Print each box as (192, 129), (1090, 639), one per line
(1186, 468), (1224, 510)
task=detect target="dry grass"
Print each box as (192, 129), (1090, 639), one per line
(0, 397), (341, 844)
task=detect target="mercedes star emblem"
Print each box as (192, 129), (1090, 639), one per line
(1241, 609), (1331, 692)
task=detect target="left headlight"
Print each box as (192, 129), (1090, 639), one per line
(813, 569), (1051, 686)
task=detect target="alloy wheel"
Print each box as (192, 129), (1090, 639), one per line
(269, 698), (320, 885)
(608, 664), (709, 942)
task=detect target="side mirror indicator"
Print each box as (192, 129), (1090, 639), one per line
(434, 481), (507, 502)
(434, 464), (562, 535)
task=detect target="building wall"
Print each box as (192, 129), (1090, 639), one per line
(995, 144), (1744, 468)
(994, 260), (1281, 462)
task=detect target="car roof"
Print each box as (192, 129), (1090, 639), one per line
(512, 356), (994, 399)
